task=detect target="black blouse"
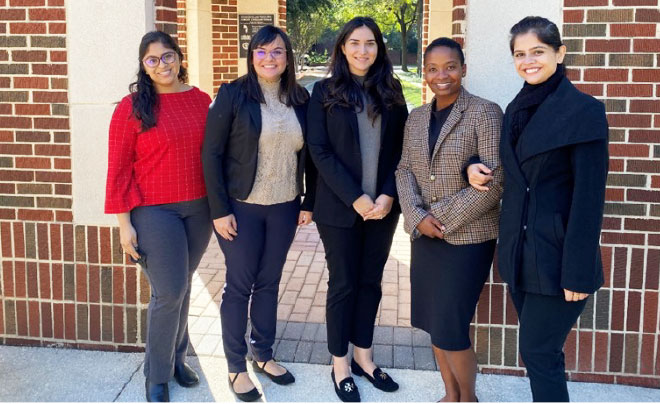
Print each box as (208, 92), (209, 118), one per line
(428, 100), (454, 157)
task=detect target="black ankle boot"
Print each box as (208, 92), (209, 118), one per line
(174, 363), (199, 387)
(145, 379), (169, 402)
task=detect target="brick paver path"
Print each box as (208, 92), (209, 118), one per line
(185, 218), (440, 370)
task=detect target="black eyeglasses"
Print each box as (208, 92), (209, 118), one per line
(143, 51), (177, 68)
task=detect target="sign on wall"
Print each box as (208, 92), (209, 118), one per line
(239, 14), (275, 58)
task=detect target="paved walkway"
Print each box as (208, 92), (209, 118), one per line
(187, 221), (428, 368)
(3, 345), (660, 402)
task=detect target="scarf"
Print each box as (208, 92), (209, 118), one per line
(508, 64), (565, 147)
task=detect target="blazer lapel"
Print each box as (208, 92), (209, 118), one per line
(430, 87), (468, 162)
(294, 103), (306, 139)
(247, 100), (262, 138)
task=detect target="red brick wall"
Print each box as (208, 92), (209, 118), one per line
(448, 0), (660, 388)
(177, 0), (188, 67)
(211, 0), (238, 94)
(278, 0), (286, 29)
(155, 0), (178, 36)
(559, 0), (660, 387)
(0, 0), (152, 351)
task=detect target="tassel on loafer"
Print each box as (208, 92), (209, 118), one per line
(252, 360), (295, 385)
(331, 369), (360, 402)
(350, 358), (399, 392)
(228, 373), (262, 402)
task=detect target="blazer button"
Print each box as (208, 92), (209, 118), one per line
(430, 175), (436, 181)
(523, 225), (527, 230)
(432, 196), (437, 202)
(526, 187), (530, 192)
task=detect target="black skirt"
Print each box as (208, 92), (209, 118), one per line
(410, 236), (496, 351)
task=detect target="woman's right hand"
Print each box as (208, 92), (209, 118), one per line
(118, 222), (140, 261)
(214, 214), (238, 241)
(467, 163), (494, 191)
(416, 214), (445, 239)
(352, 194), (375, 220)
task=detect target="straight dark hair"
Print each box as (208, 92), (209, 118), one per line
(509, 16), (563, 54)
(324, 16), (405, 119)
(243, 25), (308, 106)
(424, 37), (465, 65)
(129, 31), (187, 132)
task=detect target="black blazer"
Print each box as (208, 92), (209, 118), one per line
(307, 79), (409, 228)
(498, 77), (609, 295)
(202, 76), (316, 219)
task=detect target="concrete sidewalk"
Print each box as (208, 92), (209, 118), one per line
(1, 345), (659, 402)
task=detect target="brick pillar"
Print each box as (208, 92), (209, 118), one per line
(421, 0), (430, 102)
(155, 0), (178, 36)
(177, 0), (188, 66)
(451, 0), (466, 46)
(278, 0), (286, 29)
(561, 0), (660, 387)
(211, 0), (238, 93)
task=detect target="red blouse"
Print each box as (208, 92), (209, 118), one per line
(104, 87), (211, 214)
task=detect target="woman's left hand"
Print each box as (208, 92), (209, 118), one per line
(298, 210), (313, 226)
(364, 195), (394, 220)
(563, 289), (589, 302)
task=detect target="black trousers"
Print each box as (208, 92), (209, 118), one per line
(317, 213), (399, 357)
(216, 198), (299, 373)
(131, 197), (212, 384)
(510, 290), (588, 402)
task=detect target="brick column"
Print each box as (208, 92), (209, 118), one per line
(278, 0), (286, 29)
(451, 0), (466, 47)
(561, 0), (660, 387)
(177, 0), (188, 66)
(156, 0), (178, 36)
(211, 0), (238, 93)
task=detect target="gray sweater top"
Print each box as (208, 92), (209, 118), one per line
(354, 75), (381, 199)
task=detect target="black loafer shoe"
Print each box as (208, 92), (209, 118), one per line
(351, 358), (398, 392)
(174, 362), (199, 387)
(228, 373), (262, 402)
(145, 379), (169, 402)
(331, 369), (360, 402)
(252, 360), (295, 385)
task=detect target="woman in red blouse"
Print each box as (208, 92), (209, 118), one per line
(105, 31), (212, 403)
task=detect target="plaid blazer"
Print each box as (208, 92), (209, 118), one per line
(395, 87), (503, 245)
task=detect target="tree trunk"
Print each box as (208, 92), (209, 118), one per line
(401, 23), (408, 72)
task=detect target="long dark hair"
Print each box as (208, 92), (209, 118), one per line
(509, 16), (563, 54)
(243, 25), (308, 106)
(324, 17), (405, 119)
(129, 31), (188, 132)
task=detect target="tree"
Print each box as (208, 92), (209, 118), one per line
(287, 0), (332, 71)
(389, 0), (420, 72)
(416, 0), (423, 77)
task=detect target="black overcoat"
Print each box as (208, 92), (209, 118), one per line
(498, 77), (609, 295)
(306, 78), (409, 227)
(202, 76), (316, 219)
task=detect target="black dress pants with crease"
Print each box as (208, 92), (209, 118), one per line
(510, 290), (588, 402)
(317, 212), (399, 357)
(216, 198), (300, 373)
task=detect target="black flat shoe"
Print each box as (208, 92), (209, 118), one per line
(145, 379), (169, 402)
(351, 358), (399, 392)
(252, 360), (295, 385)
(331, 369), (360, 402)
(174, 362), (199, 387)
(228, 373), (262, 402)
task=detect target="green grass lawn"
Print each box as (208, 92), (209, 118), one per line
(400, 77), (422, 108)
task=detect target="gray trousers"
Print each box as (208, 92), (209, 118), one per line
(131, 197), (212, 384)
